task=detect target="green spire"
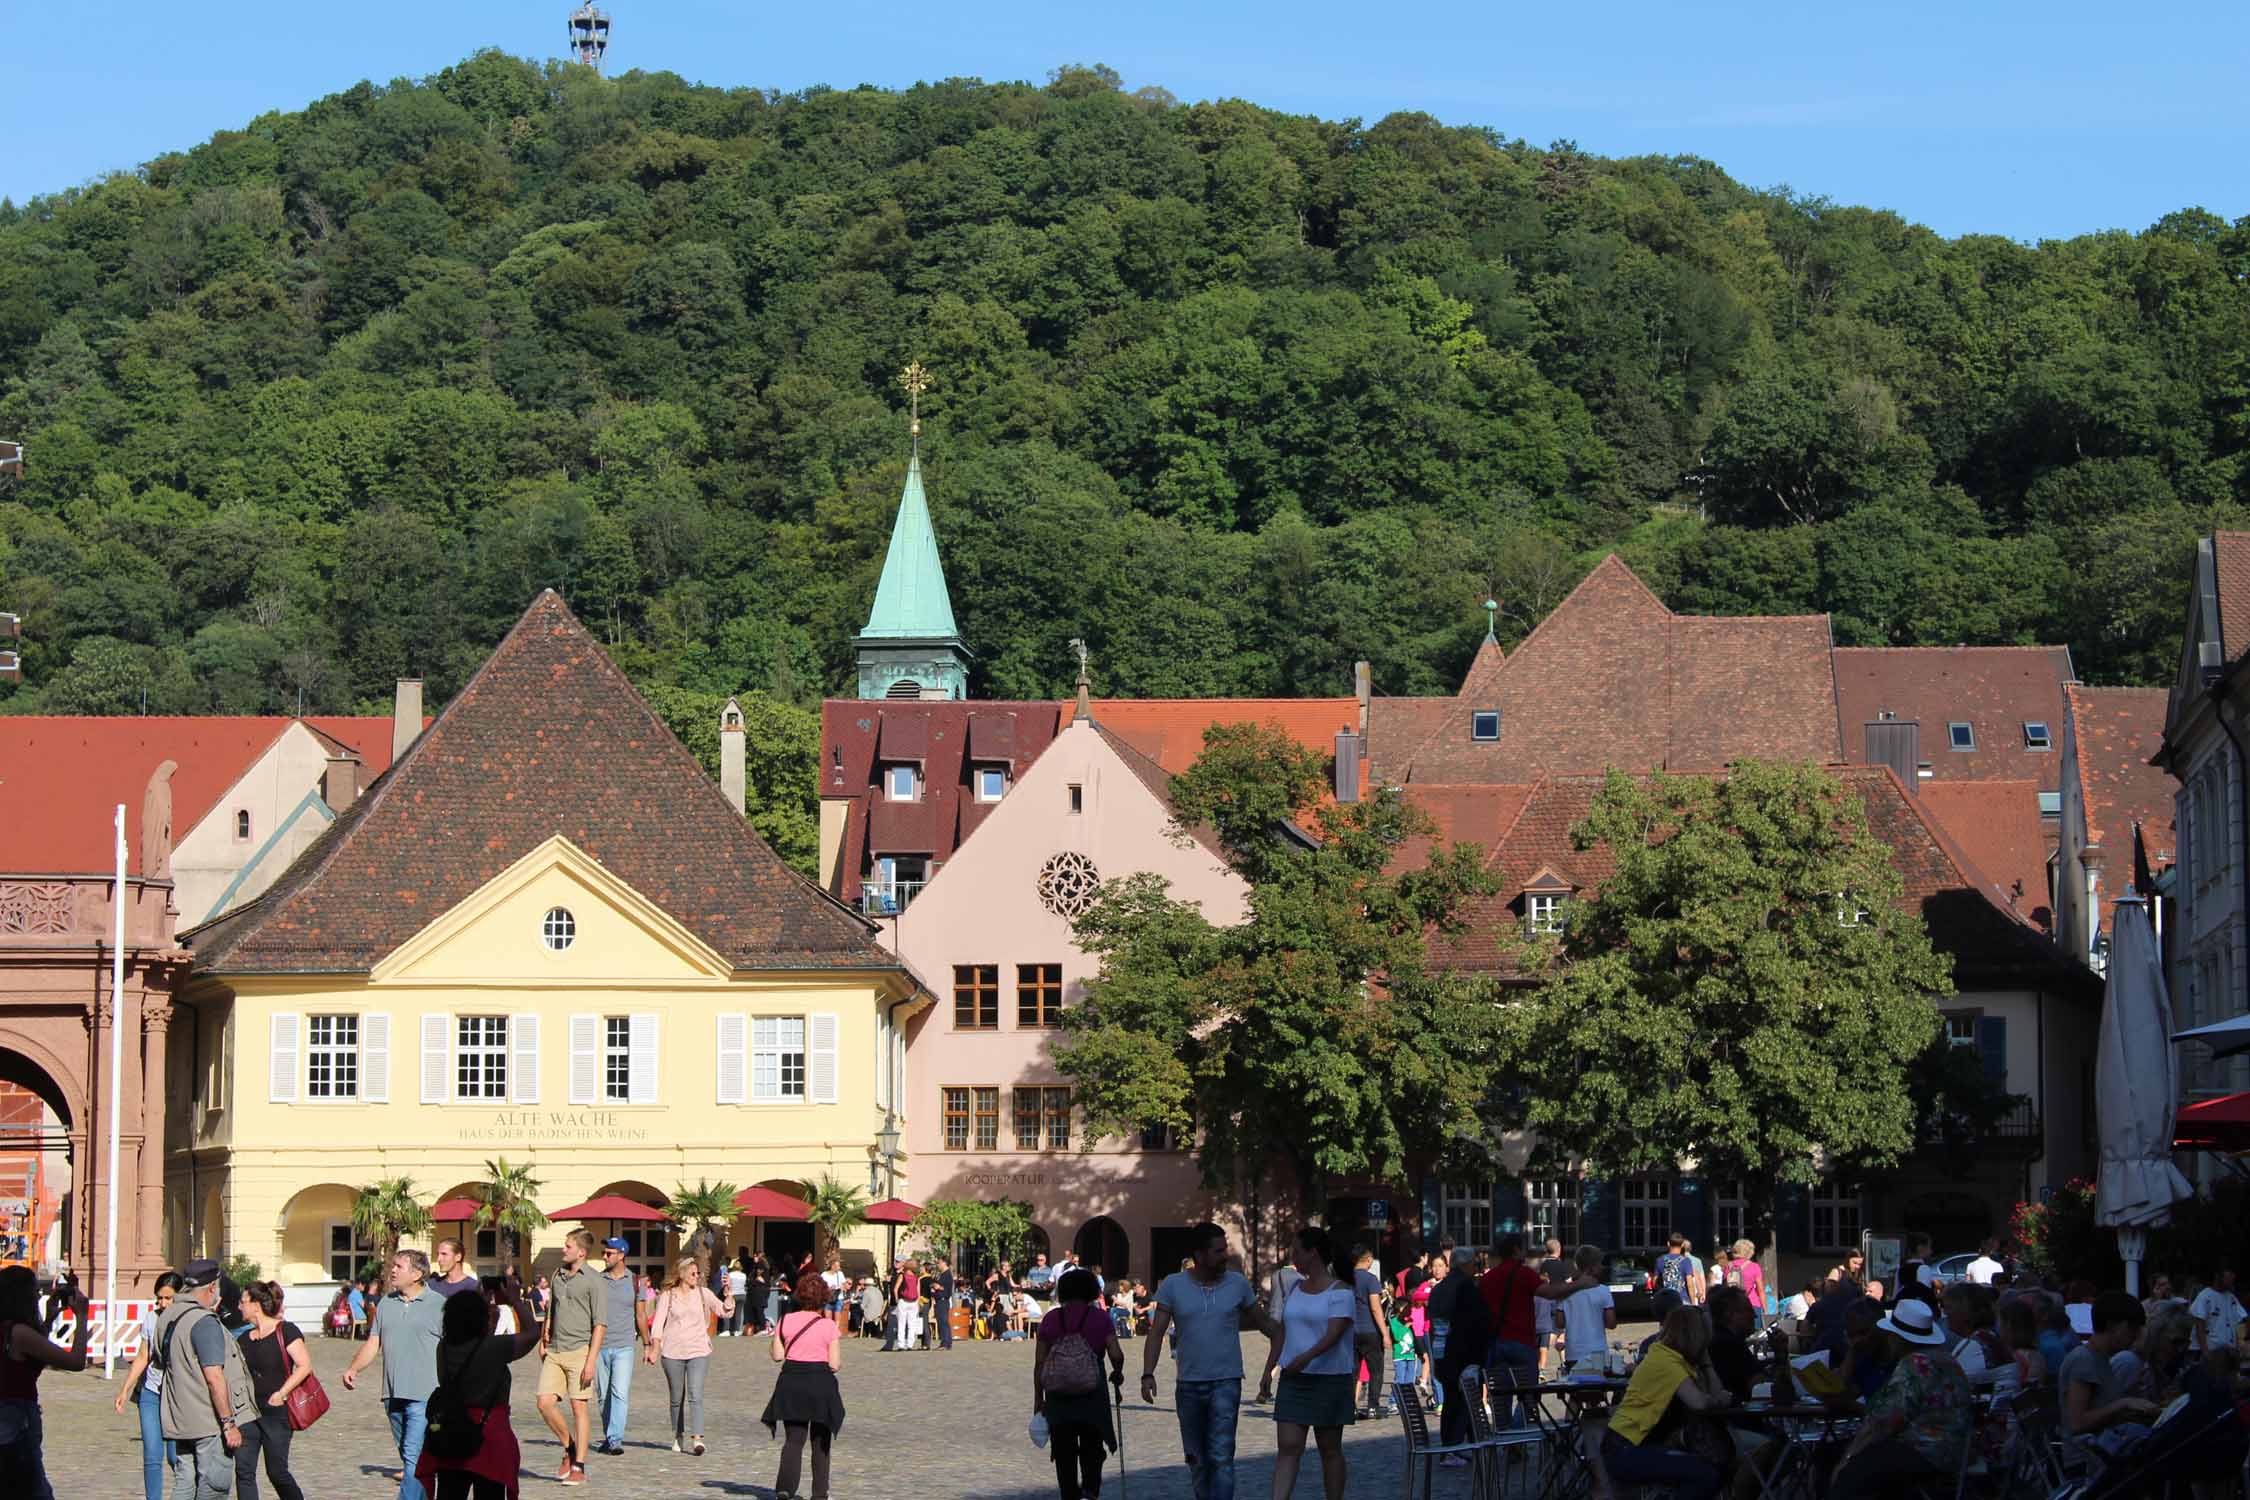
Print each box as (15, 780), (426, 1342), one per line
(855, 360), (971, 700)
(858, 448), (961, 641)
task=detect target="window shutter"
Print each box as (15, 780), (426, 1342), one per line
(873, 1015), (888, 1110)
(362, 1013), (391, 1103)
(1978, 1016), (2008, 1082)
(809, 1012), (839, 1104)
(568, 1015), (599, 1106)
(511, 1014), (540, 1104)
(268, 1013), (299, 1103)
(629, 1014), (659, 1105)
(715, 1014), (747, 1105)
(420, 1015), (449, 1103)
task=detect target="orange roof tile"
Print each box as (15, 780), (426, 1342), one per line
(0, 716), (400, 874)
(1396, 783), (1536, 870)
(1915, 781), (2053, 932)
(1084, 699), (1361, 779)
(1834, 647), (2075, 789)
(2215, 533), (2250, 662)
(2064, 685), (2175, 913)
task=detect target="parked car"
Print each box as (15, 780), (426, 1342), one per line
(1932, 1252), (1980, 1283)
(1605, 1256), (1656, 1320)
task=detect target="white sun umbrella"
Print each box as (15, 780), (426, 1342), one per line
(2094, 896), (2196, 1294)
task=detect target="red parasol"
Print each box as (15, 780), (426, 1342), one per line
(863, 1198), (920, 1225)
(732, 1186), (810, 1220)
(545, 1194), (672, 1222)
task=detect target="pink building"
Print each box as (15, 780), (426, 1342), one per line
(888, 712), (1252, 1281)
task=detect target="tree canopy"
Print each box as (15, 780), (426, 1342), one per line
(2, 55), (2244, 752)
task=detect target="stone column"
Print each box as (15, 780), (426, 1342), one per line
(82, 991), (112, 1285)
(138, 1000), (171, 1268)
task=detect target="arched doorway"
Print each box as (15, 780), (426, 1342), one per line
(0, 1047), (74, 1273)
(277, 1183), (365, 1284)
(744, 1179), (812, 1273)
(589, 1179), (672, 1287)
(1074, 1216), (1129, 1281)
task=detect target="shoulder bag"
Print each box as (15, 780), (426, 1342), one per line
(284, 1367), (331, 1430)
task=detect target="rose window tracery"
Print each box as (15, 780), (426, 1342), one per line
(1036, 851), (1102, 919)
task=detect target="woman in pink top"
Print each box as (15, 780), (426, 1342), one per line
(761, 1272), (846, 1500)
(1725, 1240), (1767, 1319)
(645, 1256), (734, 1456)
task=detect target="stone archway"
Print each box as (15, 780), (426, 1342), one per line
(1073, 1215), (1130, 1282)
(0, 1049), (72, 1272)
(276, 1183), (361, 1283)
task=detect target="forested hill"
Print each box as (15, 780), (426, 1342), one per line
(3, 52), (2249, 735)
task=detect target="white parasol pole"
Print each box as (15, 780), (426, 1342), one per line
(103, 803), (126, 1378)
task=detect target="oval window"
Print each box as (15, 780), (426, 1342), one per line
(541, 907), (576, 952)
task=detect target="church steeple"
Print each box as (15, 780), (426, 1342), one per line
(855, 361), (972, 700)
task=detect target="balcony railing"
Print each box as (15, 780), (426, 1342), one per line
(859, 880), (926, 917)
(1916, 1098), (2042, 1152)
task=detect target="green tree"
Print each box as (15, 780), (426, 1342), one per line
(472, 1157), (549, 1283)
(1498, 763), (1957, 1280)
(801, 1175), (868, 1262)
(663, 1179), (742, 1287)
(906, 1198), (1036, 1269)
(352, 1176), (434, 1292)
(1057, 723), (1498, 1216)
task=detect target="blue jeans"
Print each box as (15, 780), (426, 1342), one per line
(1603, 1431), (1720, 1500)
(594, 1346), (635, 1448)
(136, 1384), (177, 1500)
(1173, 1378), (1242, 1500)
(1486, 1339), (1541, 1429)
(1, 1397), (53, 1500)
(383, 1398), (428, 1500)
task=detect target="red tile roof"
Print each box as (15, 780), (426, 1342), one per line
(2214, 533), (2250, 662)
(2064, 685), (2176, 905)
(191, 593), (889, 974)
(1427, 766), (2079, 987)
(1377, 556), (1840, 783)
(820, 696), (1360, 901)
(1914, 782), (2052, 931)
(1832, 647), (2074, 789)
(1396, 783), (1535, 870)
(0, 715), (399, 874)
(1457, 638), (1506, 701)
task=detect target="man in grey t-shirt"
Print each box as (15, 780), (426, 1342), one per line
(1142, 1222), (1277, 1500)
(343, 1249), (446, 1500)
(2060, 1291), (2159, 1455)
(592, 1238), (642, 1456)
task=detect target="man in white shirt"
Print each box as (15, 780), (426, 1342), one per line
(2189, 1266), (2245, 1353)
(1964, 1238), (2004, 1286)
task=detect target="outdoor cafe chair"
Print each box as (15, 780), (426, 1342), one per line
(1458, 1366), (1545, 1498)
(1396, 1381), (1491, 1500)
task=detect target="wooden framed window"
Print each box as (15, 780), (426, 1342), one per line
(1014, 1088), (1043, 1150)
(1044, 1087), (1072, 1150)
(953, 965), (998, 1029)
(1018, 963), (1064, 1028)
(973, 1087), (1000, 1150)
(1014, 1086), (1071, 1149)
(1621, 1176), (1672, 1252)
(942, 1087), (970, 1150)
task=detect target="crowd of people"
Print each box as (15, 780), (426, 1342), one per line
(5, 1223), (2247, 1500)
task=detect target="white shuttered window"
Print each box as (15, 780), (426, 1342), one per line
(269, 1013), (300, 1103)
(752, 1017), (805, 1102)
(568, 1015), (600, 1106)
(715, 1014), (748, 1104)
(362, 1013), (391, 1103)
(809, 1012), (839, 1104)
(420, 1015), (448, 1104)
(629, 1014), (659, 1105)
(511, 1014), (540, 1104)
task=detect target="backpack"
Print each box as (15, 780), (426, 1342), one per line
(1657, 1254), (1690, 1297)
(422, 1337), (494, 1462)
(1041, 1304), (1101, 1396)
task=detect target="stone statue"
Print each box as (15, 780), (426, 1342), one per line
(140, 760), (177, 881)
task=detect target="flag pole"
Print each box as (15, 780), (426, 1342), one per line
(103, 802), (126, 1378)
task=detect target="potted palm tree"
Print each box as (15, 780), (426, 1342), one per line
(351, 1177), (432, 1293)
(473, 1157), (549, 1283)
(662, 1179), (741, 1306)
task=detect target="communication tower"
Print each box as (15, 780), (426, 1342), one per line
(567, 4), (611, 71)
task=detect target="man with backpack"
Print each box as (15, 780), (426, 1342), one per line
(156, 1257), (260, 1500)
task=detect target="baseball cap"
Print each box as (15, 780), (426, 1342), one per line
(601, 1237), (629, 1252)
(179, 1258), (220, 1288)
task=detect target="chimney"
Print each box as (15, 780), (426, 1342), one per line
(1864, 718), (1919, 794)
(1354, 660), (1371, 736)
(719, 697), (747, 816)
(322, 754), (361, 812)
(392, 679), (423, 763)
(1334, 729), (1362, 804)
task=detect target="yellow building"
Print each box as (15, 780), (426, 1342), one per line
(169, 593), (924, 1290)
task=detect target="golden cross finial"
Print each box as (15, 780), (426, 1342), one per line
(899, 360), (931, 439)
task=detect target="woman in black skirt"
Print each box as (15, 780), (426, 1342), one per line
(1032, 1268), (1125, 1500)
(761, 1271), (846, 1500)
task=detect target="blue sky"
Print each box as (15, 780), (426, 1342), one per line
(6, 1), (2244, 241)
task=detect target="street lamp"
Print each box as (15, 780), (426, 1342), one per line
(876, 1112), (901, 1270)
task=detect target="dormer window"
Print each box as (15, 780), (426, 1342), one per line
(234, 809), (252, 841)
(884, 764), (919, 801)
(1526, 893), (1565, 935)
(1947, 722), (1975, 751)
(1471, 710), (1501, 742)
(2022, 721), (2051, 751)
(975, 766), (1008, 802)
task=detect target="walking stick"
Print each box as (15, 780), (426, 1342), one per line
(1112, 1371), (1128, 1500)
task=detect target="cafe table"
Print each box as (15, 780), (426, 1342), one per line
(1516, 1376), (1629, 1500)
(1725, 1399), (1865, 1500)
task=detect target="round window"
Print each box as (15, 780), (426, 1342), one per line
(541, 907), (576, 952)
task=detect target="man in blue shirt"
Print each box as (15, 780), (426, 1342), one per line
(1142, 1223), (1280, 1500)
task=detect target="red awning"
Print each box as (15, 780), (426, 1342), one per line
(2174, 1091), (2250, 1151)
(863, 1198), (920, 1225)
(546, 1194), (672, 1222)
(429, 1198), (483, 1221)
(733, 1186), (810, 1220)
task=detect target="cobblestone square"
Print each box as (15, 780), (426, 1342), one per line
(33, 1327), (1594, 1499)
